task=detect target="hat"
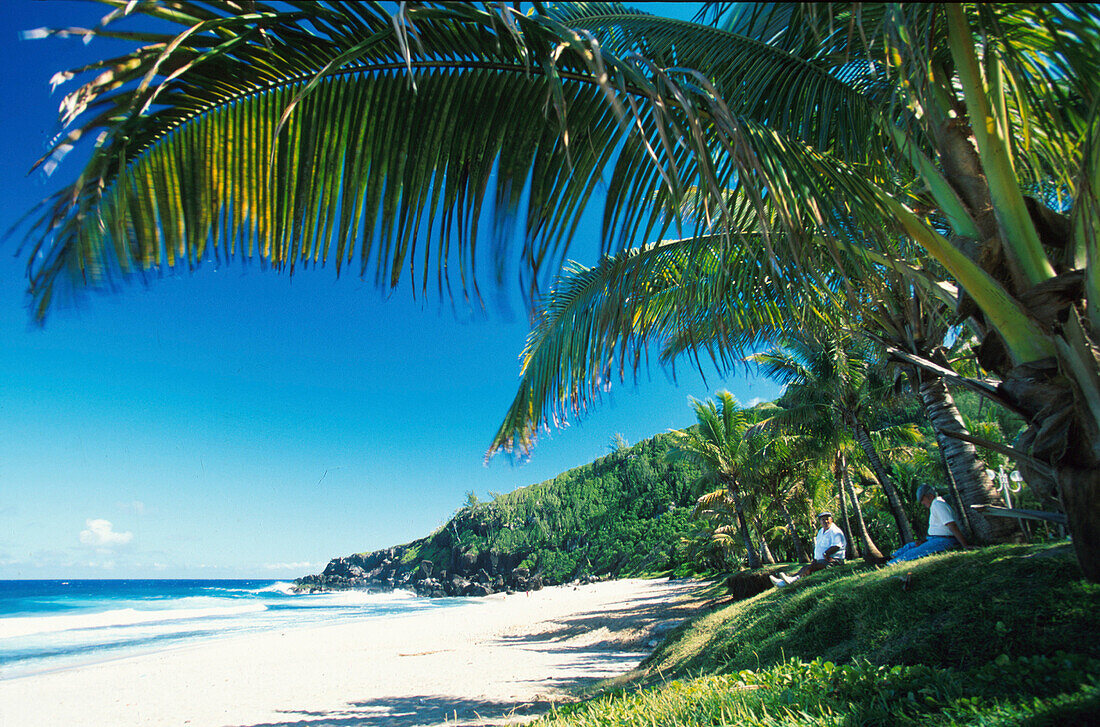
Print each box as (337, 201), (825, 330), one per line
(916, 484), (937, 501)
(816, 511), (833, 520)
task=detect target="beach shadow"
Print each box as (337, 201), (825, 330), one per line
(495, 581), (706, 649)
(230, 582), (708, 727)
(228, 693), (558, 727)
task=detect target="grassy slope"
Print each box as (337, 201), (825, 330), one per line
(537, 542), (1100, 726)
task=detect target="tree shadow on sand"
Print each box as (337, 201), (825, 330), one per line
(229, 692), (562, 727)
(231, 582), (707, 727)
(494, 582), (705, 649)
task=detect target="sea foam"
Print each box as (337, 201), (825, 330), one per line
(0, 603), (267, 639)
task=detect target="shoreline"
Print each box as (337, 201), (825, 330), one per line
(0, 577), (707, 727)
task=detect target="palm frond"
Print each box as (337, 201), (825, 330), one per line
(21, 2), (660, 317)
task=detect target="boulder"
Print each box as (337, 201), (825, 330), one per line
(455, 549), (478, 573)
(464, 583), (493, 597)
(726, 572), (773, 600)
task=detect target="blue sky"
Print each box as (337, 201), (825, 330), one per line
(0, 2), (780, 579)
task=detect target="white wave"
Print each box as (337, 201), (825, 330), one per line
(0, 603), (267, 640)
(294, 588), (420, 607)
(249, 582), (296, 595)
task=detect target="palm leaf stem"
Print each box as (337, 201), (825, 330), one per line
(881, 344), (1027, 419)
(938, 428), (1053, 477)
(886, 125), (981, 240)
(874, 191), (1053, 363)
(945, 3), (1054, 286)
(828, 235), (959, 308)
(1081, 110), (1100, 328)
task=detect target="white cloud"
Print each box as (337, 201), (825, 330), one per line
(263, 562), (313, 571)
(746, 397), (764, 407)
(79, 519), (133, 547)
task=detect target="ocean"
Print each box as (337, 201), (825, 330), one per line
(0, 579), (458, 680)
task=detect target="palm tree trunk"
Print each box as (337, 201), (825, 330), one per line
(939, 440), (975, 541)
(754, 516), (777, 565)
(842, 463), (885, 561)
(919, 373), (1020, 543)
(836, 457), (859, 559)
(1002, 360), (1100, 583)
(730, 489), (761, 569)
(779, 499), (809, 563)
(850, 420), (915, 545)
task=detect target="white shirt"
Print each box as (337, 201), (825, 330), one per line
(927, 496), (958, 537)
(813, 522), (846, 561)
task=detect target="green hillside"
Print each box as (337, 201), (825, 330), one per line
(297, 430), (709, 594)
(415, 431), (706, 582)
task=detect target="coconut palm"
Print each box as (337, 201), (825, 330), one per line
(743, 432), (817, 564)
(863, 278), (1018, 543)
(21, 2), (1100, 579)
(668, 392), (761, 569)
(766, 398), (891, 561)
(837, 455), (880, 560)
(751, 334), (917, 544)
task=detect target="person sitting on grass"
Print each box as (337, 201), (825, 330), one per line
(770, 511), (846, 587)
(887, 484), (972, 564)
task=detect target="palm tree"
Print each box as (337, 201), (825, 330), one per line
(744, 432), (817, 564)
(668, 392), (761, 569)
(751, 334), (917, 545)
(836, 451), (886, 562)
(21, 3), (1100, 580)
(864, 267), (1020, 543)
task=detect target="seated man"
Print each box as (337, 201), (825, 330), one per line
(770, 511), (846, 587)
(887, 484), (971, 564)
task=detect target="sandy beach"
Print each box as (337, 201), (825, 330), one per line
(0, 578), (706, 727)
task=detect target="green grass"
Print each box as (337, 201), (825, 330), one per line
(534, 542), (1100, 726)
(540, 655), (1100, 726)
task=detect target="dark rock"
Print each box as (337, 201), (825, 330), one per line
(726, 572), (773, 600)
(455, 549), (478, 574)
(464, 583), (493, 597)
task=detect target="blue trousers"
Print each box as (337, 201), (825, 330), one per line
(887, 536), (958, 565)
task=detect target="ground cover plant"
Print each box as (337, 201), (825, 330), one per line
(536, 543), (1099, 726)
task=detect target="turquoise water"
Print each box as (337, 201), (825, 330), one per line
(0, 580), (456, 679)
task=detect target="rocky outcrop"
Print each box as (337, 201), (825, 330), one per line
(294, 539), (602, 598)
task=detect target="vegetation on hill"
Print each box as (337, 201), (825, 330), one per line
(398, 431), (709, 584)
(304, 332), (1044, 594)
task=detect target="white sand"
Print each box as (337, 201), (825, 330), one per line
(0, 578), (706, 727)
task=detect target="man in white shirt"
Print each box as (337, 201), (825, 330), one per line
(887, 484), (972, 565)
(770, 511), (846, 587)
